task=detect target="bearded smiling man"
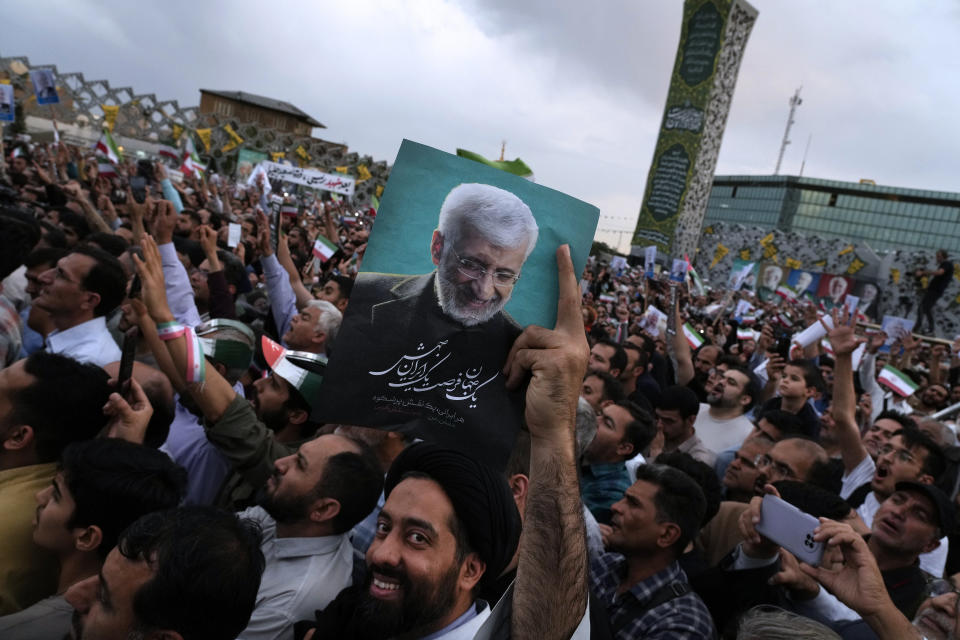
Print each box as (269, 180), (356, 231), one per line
(317, 183), (541, 468)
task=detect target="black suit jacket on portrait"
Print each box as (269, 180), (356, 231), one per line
(316, 272), (524, 471)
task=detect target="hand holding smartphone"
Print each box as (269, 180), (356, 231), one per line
(755, 494), (824, 567)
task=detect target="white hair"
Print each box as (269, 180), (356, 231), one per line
(306, 299), (342, 349)
(437, 183), (539, 258)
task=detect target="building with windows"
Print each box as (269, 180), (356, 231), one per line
(199, 89), (323, 136)
(703, 175), (960, 253)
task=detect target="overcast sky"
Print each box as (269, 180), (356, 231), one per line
(6, 1), (960, 251)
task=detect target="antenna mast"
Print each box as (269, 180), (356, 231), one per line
(774, 86), (802, 175)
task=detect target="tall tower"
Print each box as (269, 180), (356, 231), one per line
(774, 87), (802, 175)
(630, 0), (759, 260)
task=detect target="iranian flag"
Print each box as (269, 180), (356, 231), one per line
(878, 365), (919, 398)
(181, 136), (206, 178)
(158, 144), (179, 161)
(682, 323), (705, 350)
(737, 328), (756, 341)
(281, 204), (298, 217)
(97, 161), (117, 178)
(776, 285), (797, 301)
(93, 129), (122, 164)
(312, 236), (337, 262)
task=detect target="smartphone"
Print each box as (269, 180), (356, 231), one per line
(775, 333), (792, 359)
(755, 494), (824, 567)
(130, 176), (147, 204)
(117, 327), (139, 399)
(128, 274), (142, 300)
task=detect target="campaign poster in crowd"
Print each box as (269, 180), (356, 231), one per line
(786, 269), (821, 300)
(853, 280), (882, 320)
(317, 140), (600, 469)
(880, 315), (915, 352)
(817, 274), (853, 309)
(727, 259), (758, 291)
(29, 69), (59, 105)
(0, 84), (14, 122)
(757, 262), (785, 301)
(235, 148), (268, 182)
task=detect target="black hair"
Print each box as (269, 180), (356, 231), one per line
(70, 244), (127, 316)
(654, 451), (722, 527)
(61, 439), (186, 559)
(875, 410), (918, 432)
(595, 338), (627, 374)
(330, 274), (353, 300)
(658, 385), (700, 420)
(505, 428), (531, 479)
(784, 359), (824, 392)
(0, 208), (40, 279)
(584, 368), (625, 404)
(758, 410), (805, 440)
(58, 209), (91, 240)
(896, 427), (947, 486)
(314, 439), (384, 534)
(621, 342), (650, 371)
(616, 399), (657, 460)
(216, 249), (246, 296)
(773, 480), (852, 521)
(83, 232), (129, 257)
(24, 246), (68, 270)
(118, 507), (265, 640)
(10, 353), (111, 463)
(39, 220), (67, 248)
(634, 463), (707, 554)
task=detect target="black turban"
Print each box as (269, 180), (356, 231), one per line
(384, 442), (522, 584)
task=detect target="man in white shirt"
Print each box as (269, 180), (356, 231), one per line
(694, 360), (758, 454)
(33, 245), (124, 366)
(238, 434), (384, 640)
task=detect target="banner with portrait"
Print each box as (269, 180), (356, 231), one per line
(317, 140), (600, 470)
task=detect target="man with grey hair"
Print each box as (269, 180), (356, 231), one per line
(360, 182), (539, 328)
(281, 299), (342, 355)
(317, 182), (541, 469)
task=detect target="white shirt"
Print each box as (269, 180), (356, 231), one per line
(45, 316), (121, 366)
(693, 404), (754, 454)
(238, 506), (354, 640)
(840, 455), (875, 500)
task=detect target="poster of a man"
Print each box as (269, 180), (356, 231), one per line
(757, 263), (783, 301)
(317, 140), (599, 469)
(29, 68), (59, 105)
(817, 274), (852, 308)
(854, 280), (882, 320)
(0, 84), (13, 123)
(787, 269), (820, 298)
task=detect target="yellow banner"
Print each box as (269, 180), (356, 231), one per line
(890, 268), (900, 284)
(785, 257), (802, 270)
(102, 104), (119, 132)
(711, 244), (729, 269)
(270, 152), (286, 162)
(760, 232), (774, 246)
(335, 166), (348, 174)
(221, 141), (239, 153)
(763, 243), (778, 260)
(171, 123), (184, 141)
(196, 128), (212, 153)
(846, 258), (866, 275)
(356, 164), (372, 183)
(224, 124), (244, 145)
(375, 184), (384, 198)
(813, 259), (827, 268)
(838, 245), (854, 256)
(703, 225), (714, 235)
(739, 248), (751, 261)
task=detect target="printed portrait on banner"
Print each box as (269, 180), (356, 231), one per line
(316, 140), (599, 469)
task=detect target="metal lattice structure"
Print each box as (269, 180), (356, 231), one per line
(0, 52), (390, 204)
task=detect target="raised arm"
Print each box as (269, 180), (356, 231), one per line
(133, 234), (237, 422)
(827, 309), (870, 474)
(670, 293), (695, 386)
(505, 245), (589, 640)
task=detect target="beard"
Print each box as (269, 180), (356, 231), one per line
(353, 560), (462, 640)
(258, 470), (313, 525)
(913, 606), (956, 640)
(435, 260), (508, 327)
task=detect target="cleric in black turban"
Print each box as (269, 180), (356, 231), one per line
(384, 442), (523, 583)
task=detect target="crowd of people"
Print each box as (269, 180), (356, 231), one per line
(1, 134), (960, 640)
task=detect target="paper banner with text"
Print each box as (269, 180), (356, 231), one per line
(258, 161), (356, 197)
